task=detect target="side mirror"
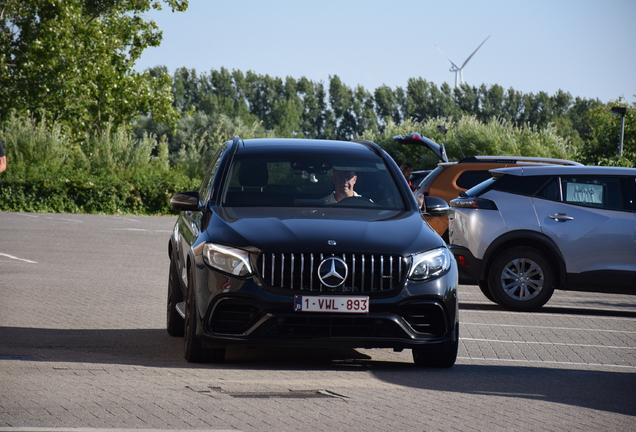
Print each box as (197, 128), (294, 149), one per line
(421, 196), (449, 217)
(170, 191), (202, 211)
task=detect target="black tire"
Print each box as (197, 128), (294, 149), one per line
(166, 253), (185, 337)
(477, 279), (495, 302)
(183, 269), (226, 363)
(488, 246), (555, 311)
(412, 324), (459, 368)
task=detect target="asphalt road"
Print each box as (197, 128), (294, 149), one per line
(1, 211), (635, 432)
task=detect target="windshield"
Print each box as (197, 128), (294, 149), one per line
(221, 153), (406, 210)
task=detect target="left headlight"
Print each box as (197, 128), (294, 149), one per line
(408, 247), (453, 281)
(202, 243), (253, 277)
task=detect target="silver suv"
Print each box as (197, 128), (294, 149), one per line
(448, 165), (636, 311)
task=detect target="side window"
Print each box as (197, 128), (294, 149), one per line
(455, 170), (493, 189)
(493, 175), (551, 196)
(535, 177), (560, 200)
(560, 176), (624, 210)
(199, 146), (225, 204)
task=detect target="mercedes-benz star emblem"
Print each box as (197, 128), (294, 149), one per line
(317, 257), (348, 288)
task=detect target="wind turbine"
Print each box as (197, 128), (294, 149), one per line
(435, 36), (490, 88)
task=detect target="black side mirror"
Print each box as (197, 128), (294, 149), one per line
(170, 191), (202, 211)
(421, 196), (449, 217)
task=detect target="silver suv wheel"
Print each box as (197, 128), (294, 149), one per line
(488, 246), (555, 311)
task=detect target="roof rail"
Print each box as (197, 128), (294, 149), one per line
(457, 155), (582, 166)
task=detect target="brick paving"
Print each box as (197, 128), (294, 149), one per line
(1, 212), (635, 431)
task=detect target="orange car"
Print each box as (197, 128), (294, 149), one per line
(394, 133), (583, 242)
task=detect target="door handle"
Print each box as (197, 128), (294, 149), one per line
(549, 213), (574, 221)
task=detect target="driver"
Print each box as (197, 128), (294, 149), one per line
(320, 169), (360, 204)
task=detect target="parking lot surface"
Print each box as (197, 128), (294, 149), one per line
(1, 212), (634, 432)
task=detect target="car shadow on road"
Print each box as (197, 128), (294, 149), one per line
(0, 326), (375, 368)
(1, 326), (635, 416)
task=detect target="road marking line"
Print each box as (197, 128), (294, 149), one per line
(462, 322), (636, 334)
(44, 216), (83, 222)
(459, 356), (636, 369)
(462, 337), (635, 350)
(16, 213), (83, 222)
(462, 308), (636, 320)
(0, 253), (37, 263)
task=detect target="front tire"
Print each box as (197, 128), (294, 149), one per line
(488, 246), (555, 311)
(167, 252), (184, 337)
(183, 269), (225, 363)
(412, 324), (459, 368)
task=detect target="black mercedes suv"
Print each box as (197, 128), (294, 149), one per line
(167, 136), (459, 367)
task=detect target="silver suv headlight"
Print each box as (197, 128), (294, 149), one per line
(408, 247), (452, 281)
(202, 243), (253, 277)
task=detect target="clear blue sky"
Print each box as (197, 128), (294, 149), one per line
(135, 0), (636, 104)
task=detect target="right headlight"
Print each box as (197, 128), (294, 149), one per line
(408, 247), (452, 281)
(202, 243), (253, 277)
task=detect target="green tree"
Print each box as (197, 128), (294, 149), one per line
(453, 84), (480, 116)
(478, 84), (504, 121)
(0, 0), (188, 137)
(297, 77), (332, 138)
(329, 75), (356, 140)
(503, 87), (524, 124)
(581, 100), (635, 167)
(374, 85), (401, 129)
(352, 85), (378, 136)
(565, 96), (603, 143)
(172, 67), (200, 113)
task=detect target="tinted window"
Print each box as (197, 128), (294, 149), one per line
(462, 177), (497, 197)
(491, 175), (551, 196)
(535, 177), (560, 200)
(199, 146), (225, 203)
(455, 170), (494, 189)
(560, 176), (624, 210)
(221, 153), (406, 210)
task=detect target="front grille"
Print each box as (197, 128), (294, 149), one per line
(257, 252), (407, 293)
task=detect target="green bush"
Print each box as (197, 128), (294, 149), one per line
(0, 114), (198, 215)
(363, 115), (580, 170)
(0, 112), (588, 215)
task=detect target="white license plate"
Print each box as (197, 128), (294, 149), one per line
(294, 295), (369, 313)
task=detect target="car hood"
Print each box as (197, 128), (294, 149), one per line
(204, 207), (444, 255)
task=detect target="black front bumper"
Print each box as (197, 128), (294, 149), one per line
(194, 261), (459, 351)
(202, 297), (456, 350)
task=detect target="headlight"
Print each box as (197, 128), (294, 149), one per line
(408, 247), (452, 281)
(202, 243), (253, 277)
